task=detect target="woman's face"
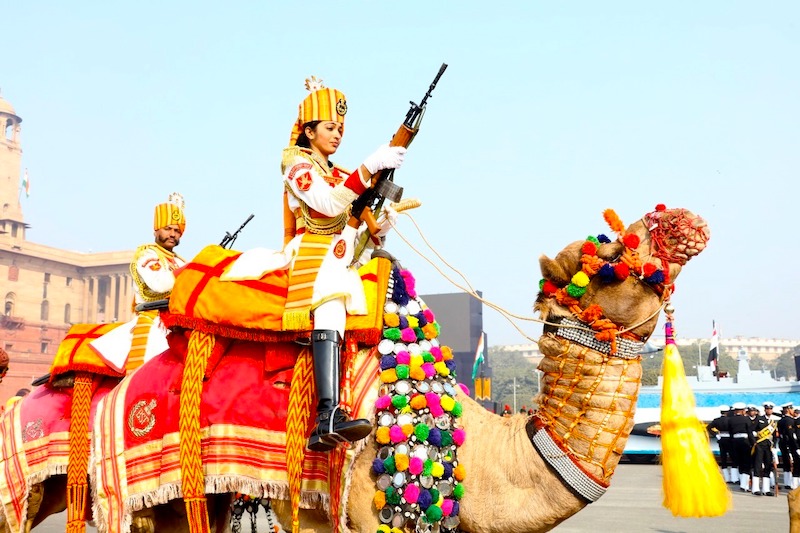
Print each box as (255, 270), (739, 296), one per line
(306, 121), (343, 158)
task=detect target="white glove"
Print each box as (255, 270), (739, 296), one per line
(362, 144), (406, 175)
(375, 204), (398, 237)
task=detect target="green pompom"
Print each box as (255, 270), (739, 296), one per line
(453, 483), (465, 500)
(451, 402), (463, 417)
(395, 365), (410, 379)
(423, 459), (433, 476)
(414, 327), (425, 340)
(392, 395), (408, 409)
(385, 486), (401, 505)
(429, 488), (440, 502)
(384, 328), (402, 341)
(586, 235), (600, 245)
(566, 284), (586, 298)
(383, 456), (396, 474)
(414, 424), (430, 441)
(539, 278), (546, 290)
(422, 351), (435, 363)
(440, 431), (453, 447)
(425, 505), (443, 522)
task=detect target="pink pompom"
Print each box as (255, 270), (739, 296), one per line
(396, 350), (411, 364)
(390, 425), (407, 443)
(422, 362), (436, 378)
(404, 483), (420, 503)
(423, 309), (435, 322)
(409, 456), (424, 475)
(430, 346), (443, 362)
(441, 499), (454, 516)
(426, 393), (444, 417)
(453, 428), (466, 446)
(401, 328), (417, 342)
(457, 383), (470, 395)
(375, 395), (392, 409)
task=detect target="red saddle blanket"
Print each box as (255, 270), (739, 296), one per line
(0, 378), (120, 532)
(93, 310), (382, 533)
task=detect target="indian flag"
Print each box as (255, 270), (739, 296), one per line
(471, 332), (485, 380)
(22, 169), (30, 198)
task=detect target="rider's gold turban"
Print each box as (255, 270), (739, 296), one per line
(289, 76), (347, 145)
(153, 192), (186, 234)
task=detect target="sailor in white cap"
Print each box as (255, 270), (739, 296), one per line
(707, 405), (734, 482)
(750, 401), (775, 495)
(778, 402), (798, 489)
(764, 401), (781, 491)
(729, 402), (754, 492)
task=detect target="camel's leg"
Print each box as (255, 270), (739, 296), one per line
(270, 499), (332, 533)
(131, 508), (155, 533)
(789, 487), (800, 533)
(24, 483), (44, 533)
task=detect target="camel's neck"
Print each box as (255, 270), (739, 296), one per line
(531, 330), (643, 499)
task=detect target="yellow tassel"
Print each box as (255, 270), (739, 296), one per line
(660, 341), (731, 517)
(282, 309), (312, 331)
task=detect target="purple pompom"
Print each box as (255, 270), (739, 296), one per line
(372, 458), (386, 474)
(598, 263), (616, 283)
(380, 355), (397, 370)
(428, 427), (442, 447)
(597, 234), (611, 244)
(417, 489), (433, 510)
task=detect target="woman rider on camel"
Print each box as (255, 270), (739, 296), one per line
(226, 76), (405, 452)
(284, 77), (405, 452)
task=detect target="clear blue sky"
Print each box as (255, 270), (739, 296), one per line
(3, 2), (798, 346)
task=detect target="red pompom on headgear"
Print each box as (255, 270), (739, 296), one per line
(622, 233), (640, 249)
(541, 279), (559, 296)
(643, 263), (658, 277)
(613, 262), (630, 280)
(654, 203), (666, 212)
(581, 241), (598, 255)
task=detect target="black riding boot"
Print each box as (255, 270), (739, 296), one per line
(307, 330), (372, 452)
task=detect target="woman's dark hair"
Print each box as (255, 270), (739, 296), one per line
(295, 121), (321, 148)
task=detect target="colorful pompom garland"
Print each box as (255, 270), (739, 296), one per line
(373, 266), (465, 532)
(538, 208), (667, 301)
(537, 207), (674, 354)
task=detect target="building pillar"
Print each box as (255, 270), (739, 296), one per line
(112, 274), (120, 322)
(102, 275), (112, 323)
(81, 277), (90, 322)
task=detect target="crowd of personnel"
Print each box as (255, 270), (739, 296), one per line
(708, 401), (798, 495)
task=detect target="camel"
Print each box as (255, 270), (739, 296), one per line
(0, 204), (717, 533)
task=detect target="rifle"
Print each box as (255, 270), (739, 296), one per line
(348, 63), (448, 260)
(220, 214), (255, 249)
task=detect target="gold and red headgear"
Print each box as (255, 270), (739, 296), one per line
(289, 76), (347, 145)
(153, 192), (186, 234)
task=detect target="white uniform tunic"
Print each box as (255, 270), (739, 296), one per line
(223, 147), (370, 322)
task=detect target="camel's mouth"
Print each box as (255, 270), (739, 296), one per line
(643, 206), (710, 265)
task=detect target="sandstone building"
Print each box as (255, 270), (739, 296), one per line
(0, 93), (133, 401)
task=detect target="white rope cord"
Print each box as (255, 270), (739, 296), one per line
(385, 212), (666, 344)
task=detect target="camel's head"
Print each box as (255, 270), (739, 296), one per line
(535, 205), (709, 342)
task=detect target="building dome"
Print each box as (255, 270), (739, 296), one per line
(0, 94), (18, 117)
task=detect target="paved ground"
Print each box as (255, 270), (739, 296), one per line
(35, 463), (790, 532)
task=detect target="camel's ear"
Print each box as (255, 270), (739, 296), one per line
(539, 241), (583, 286)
